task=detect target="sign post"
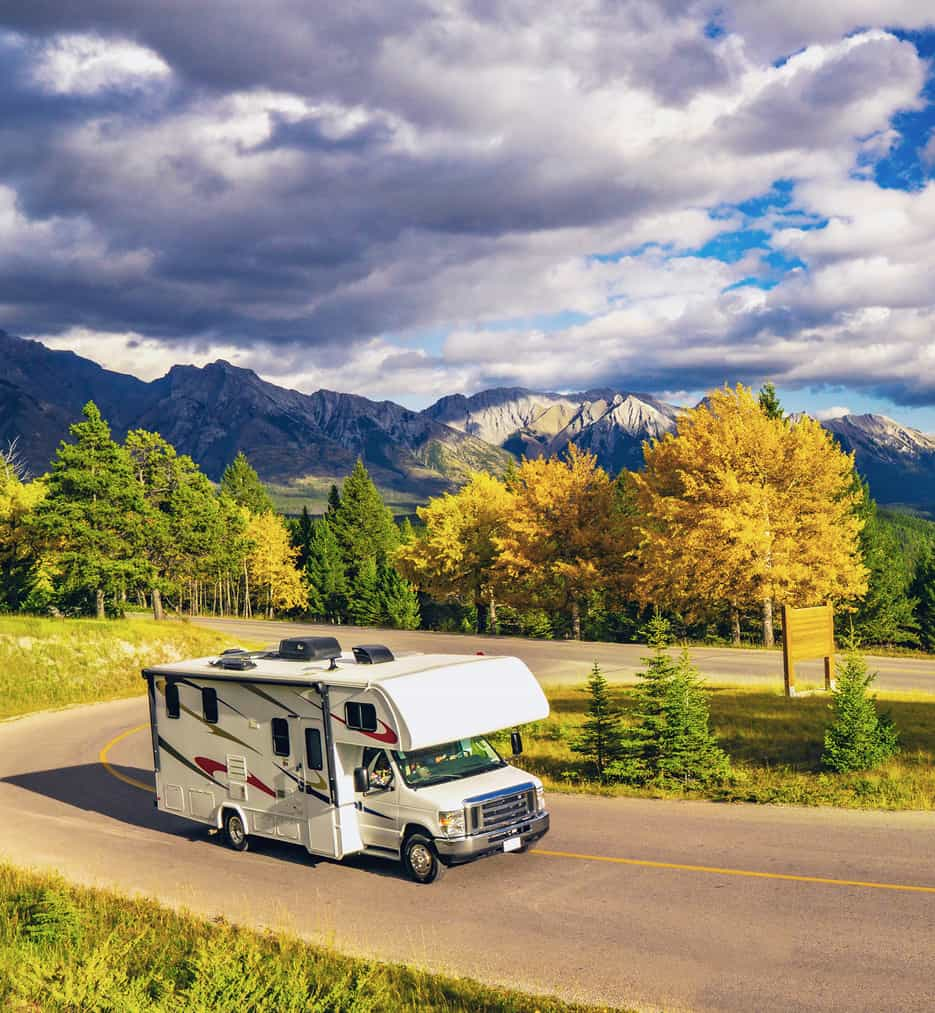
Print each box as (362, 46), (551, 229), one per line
(781, 604), (835, 698)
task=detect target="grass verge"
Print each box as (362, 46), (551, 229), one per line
(492, 685), (935, 811)
(0, 864), (617, 1012)
(0, 615), (264, 721)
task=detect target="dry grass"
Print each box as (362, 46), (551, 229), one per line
(0, 615), (264, 720)
(492, 684), (935, 811)
(0, 864), (620, 1012)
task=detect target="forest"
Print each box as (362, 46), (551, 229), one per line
(2, 384), (934, 650)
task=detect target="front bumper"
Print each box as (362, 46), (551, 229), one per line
(434, 811), (550, 865)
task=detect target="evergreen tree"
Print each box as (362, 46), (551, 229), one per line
(398, 517), (416, 544)
(378, 561), (421, 629)
(843, 478), (918, 645)
(330, 459), (398, 576)
(610, 615), (730, 786)
(326, 483), (341, 516)
(571, 663), (626, 781)
(910, 546), (935, 652)
(220, 452), (274, 514)
(29, 402), (153, 618)
(293, 505), (315, 570)
(305, 518), (347, 622)
(347, 555), (382, 626)
(757, 381), (784, 420)
(822, 640), (899, 772)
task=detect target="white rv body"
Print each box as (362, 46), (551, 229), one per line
(143, 639), (550, 882)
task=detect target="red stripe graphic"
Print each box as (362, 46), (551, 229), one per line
(194, 756), (276, 798)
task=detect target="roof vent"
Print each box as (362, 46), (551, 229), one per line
(217, 656), (256, 671)
(352, 644), (395, 665)
(278, 636), (342, 662)
(220, 647), (248, 656)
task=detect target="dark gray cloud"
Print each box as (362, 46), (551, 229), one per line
(0, 2), (933, 407)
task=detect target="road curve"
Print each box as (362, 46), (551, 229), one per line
(1, 698), (934, 1012)
(192, 616), (935, 694)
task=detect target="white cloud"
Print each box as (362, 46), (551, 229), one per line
(32, 33), (170, 95)
(814, 406), (852, 420)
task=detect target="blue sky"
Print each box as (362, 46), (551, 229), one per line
(1, 4), (934, 429)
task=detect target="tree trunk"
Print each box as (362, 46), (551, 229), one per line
(730, 606), (741, 647)
(475, 599), (488, 634)
(762, 597), (774, 648)
(488, 596), (497, 634)
(95, 588), (105, 620)
(243, 560), (252, 618)
(571, 600), (581, 640)
(151, 588), (164, 622)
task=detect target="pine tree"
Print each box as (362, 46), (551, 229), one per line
(571, 663), (626, 781)
(330, 459), (398, 576)
(305, 518), (347, 621)
(29, 402), (153, 618)
(326, 483), (341, 516)
(378, 561), (421, 629)
(220, 452), (274, 515)
(757, 381), (784, 420)
(347, 555), (382, 626)
(910, 546), (935, 652)
(822, 641), (899, 772)
(609, 615), (729, 786)
(293, 505), (315, 570)
(843, 478), (918, 645)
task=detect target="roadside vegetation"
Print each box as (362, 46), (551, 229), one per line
(0, 615), (263, 721)
(0, 864), (619, 1013)
(496, 679), (934, 811)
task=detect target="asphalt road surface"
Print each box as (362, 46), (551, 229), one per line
(193, 616), (935, 694)
(1, 697), (933, 1012)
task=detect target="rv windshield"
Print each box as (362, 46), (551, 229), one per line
(393, 737), (506, 788)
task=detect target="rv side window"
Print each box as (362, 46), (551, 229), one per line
(202, 687), (219, 724)
(345, 701), (377, 733)
(305, 728), (323, 770)
(165, 681), (180, 719)
(271, 717), (290, 757)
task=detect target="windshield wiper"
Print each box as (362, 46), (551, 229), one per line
(415, 774), (461, 788)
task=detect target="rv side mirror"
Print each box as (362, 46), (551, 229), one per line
(511, 731), (524, 756)
(353, 766), (371, 793)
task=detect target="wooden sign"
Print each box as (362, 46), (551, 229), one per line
(781, 604), (835, 697)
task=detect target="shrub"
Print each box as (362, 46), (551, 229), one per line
(822, 644), (899, 772)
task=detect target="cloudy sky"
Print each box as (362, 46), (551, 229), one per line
(2, 2), (935, 425)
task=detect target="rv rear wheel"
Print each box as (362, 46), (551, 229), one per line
(402, 833), (444, 884)
(222, 810), (249, 852)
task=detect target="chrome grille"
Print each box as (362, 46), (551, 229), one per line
(469, 787), (535, 834)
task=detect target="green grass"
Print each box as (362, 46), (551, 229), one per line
(492, 685), (935, 811)
(0, 615), (265, 721)
(0, 864), (619, 1012)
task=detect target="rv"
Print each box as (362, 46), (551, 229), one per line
(142, 636), (550, 883)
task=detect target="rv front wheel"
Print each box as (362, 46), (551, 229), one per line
(402, 833), (444, 884)
(222, 810), (249, 852)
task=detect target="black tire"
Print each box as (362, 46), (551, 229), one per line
(402, 833), (444, 884)
(222, 810), (249, 852)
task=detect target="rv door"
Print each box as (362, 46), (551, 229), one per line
(299, 717), (337, 856)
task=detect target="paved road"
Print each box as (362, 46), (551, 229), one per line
(192, 616), (935, 694)
(1, 698), (933, 1012)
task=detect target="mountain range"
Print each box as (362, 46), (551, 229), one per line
(2, 329), (934, 513)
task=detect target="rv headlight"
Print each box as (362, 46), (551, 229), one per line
(535, 785), (546, 812)
(438, 809), (466, 838)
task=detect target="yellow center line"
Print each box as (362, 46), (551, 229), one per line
(531, 849), (935, 895)
(99, 725), (935, 896)
(98, 723), (154, 793)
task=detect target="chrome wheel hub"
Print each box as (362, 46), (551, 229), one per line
(409, 843), (433, 877)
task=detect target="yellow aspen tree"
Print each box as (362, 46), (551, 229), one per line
(495, 445), (628, 639)
(245, 510), (307, 618)
(395, 472), (513, 633)
(632, 385), (867, 646)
